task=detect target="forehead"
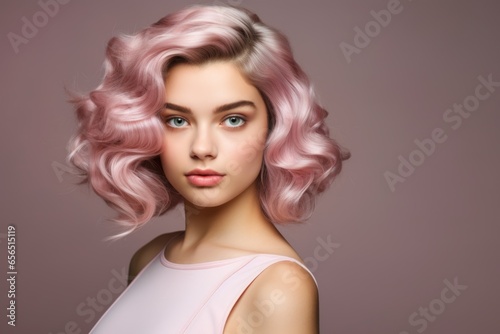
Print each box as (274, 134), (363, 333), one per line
(163, 61), (262, 106)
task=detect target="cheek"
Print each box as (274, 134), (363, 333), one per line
(223, 132), (266, 177)
(160, 138), (183, 174)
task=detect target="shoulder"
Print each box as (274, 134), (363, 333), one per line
(234, 260), (319, 333)
(127, 231), (182, 285)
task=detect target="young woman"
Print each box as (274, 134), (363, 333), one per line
(68, 4), (350, 333)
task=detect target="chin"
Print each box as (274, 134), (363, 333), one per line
(183, 191), (232, 208)
(180, 178), (260, 210)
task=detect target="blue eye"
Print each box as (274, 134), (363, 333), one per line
(166, 117), (187, 128)
(224, 116), (245, 128)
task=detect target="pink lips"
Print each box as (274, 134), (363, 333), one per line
(185, 169), (224, 187)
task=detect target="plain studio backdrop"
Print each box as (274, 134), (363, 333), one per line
(1, 0), (499, 333)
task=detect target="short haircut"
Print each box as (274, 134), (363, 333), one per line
(67, 4), (351, 240)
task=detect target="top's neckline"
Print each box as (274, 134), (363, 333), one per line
(158, 232), (319, 287)
(160, 251), (265, 269)
(159, 231), (305, 270)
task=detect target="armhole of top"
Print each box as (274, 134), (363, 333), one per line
(281, 258), (318, 288)
(220, 255), (318, 332)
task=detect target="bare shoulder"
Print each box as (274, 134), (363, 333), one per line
(127, 231), (182, 285)
(225, 260), (319, 334)
(254, 261), (319, 331)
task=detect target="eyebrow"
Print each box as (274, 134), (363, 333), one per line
(164, 100), (256, 114)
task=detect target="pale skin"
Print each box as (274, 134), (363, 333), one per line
(127, 61), (319, 333)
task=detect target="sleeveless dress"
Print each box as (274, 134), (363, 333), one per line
(90, 233), (317, 333)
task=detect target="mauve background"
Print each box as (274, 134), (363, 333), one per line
(1, 0), (499, 333)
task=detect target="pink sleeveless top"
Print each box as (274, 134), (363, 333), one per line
(90, 234), (317, 333)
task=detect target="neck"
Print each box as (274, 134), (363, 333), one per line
(181, 182), (278, 248)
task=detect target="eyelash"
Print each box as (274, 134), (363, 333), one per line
(163, 115), (246, 129)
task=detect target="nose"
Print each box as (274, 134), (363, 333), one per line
(190, 126), (217, 160)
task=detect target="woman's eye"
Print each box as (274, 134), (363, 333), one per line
(223, 116), (245, 128)
(166, 117), (187, 128)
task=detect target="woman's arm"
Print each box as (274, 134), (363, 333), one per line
(226, 261), (319, 334)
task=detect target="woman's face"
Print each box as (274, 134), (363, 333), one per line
(159, 61), (268, 208)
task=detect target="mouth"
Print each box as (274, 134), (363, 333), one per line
(185, 169), (224, 176)
(185, 169), (225, 187)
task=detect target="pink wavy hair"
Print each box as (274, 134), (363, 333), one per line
(67, 4), (351, 240)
